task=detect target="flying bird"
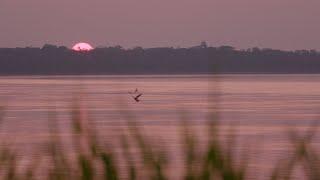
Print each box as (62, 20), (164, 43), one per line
(133, 93), (143, 102)
(128, 88), (143, 102)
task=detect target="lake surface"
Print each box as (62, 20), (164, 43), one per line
(0, 74), (319, 179)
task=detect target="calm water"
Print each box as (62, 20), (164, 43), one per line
(0, 74), (319, 179)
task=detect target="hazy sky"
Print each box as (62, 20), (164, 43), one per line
(0, 0), (319, 50)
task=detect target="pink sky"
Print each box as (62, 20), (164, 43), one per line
(0, 0), (319, 50)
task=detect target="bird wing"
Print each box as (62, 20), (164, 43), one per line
(135, 94), (143, 98)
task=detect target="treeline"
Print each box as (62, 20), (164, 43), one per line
(0, 43), (320, 75)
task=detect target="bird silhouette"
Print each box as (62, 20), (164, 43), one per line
(133, 93), (142, 102)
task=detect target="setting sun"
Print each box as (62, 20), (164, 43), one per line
(72, 42), (94, 51)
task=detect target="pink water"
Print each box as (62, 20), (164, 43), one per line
(0, 74), (319, 179)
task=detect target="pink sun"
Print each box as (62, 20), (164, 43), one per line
(72, 42), (94, 51)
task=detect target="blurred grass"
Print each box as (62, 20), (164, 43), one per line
(0, 99), (317, 180)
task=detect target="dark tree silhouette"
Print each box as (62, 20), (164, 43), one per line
(0, 43), (319, 75)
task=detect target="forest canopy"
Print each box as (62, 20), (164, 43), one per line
(0, 43), (319, 75)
